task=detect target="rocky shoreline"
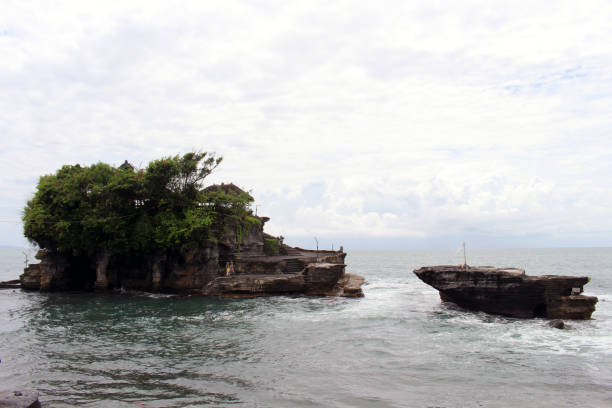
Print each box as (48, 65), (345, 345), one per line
(15, 187), (366, 299)
(18, 246), (364, 298)
(414, 265), (598, 319)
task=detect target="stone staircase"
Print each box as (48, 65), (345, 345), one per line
(283, 246), (302, 256)
(285, 259), (304, 273)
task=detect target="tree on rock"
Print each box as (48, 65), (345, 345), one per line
(22, 152), (254, 288)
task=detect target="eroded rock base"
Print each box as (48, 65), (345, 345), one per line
(20, 247), (364, 299)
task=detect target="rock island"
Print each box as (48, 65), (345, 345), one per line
(19, 152), (364, 297)
(414, 265), (597, 319)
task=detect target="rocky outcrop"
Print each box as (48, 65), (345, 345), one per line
(20, 214), (364, 298)
(20, 250), (70, 291)
(202, 263), (364, 298)
(413, 265), (598, 319)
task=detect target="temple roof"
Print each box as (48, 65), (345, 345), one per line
(202, 183), (254, 200)
(119, 160), (134, 170)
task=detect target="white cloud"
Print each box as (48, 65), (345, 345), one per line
(1, 0), (612, 247)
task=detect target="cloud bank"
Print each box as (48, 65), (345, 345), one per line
(2, 0), (612, 248)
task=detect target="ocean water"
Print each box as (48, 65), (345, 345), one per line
(0, 247), (611, 407)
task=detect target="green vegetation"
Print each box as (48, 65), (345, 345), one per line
(264, 238), (280, 255)
(23, 152), (256, 256)
(235, 215), (263, 254)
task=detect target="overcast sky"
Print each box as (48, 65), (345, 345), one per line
(2, 0), (612, 249)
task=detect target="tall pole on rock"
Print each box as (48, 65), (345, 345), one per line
(314, 237), (319, 262)
(463, 241), (467, 269)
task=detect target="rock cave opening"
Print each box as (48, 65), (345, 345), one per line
(66, 256), (97, 291)
(533, 303), (548, 317)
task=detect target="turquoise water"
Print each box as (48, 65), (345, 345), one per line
(1, 248), (611, 407)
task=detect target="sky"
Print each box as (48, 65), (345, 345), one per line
(1, 0), (612, 250)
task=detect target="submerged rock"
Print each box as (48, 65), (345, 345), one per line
(547, 319), (565, 329)
(413, 265), (598, 319)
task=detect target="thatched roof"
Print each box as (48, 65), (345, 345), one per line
(202, 183), (254, 201)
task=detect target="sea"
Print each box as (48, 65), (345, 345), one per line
(0, 247), (611, 407)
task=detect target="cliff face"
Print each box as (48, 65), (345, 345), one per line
(21, 250), (73, 291)
(414, 265), (597, 319)
(21, 243), (223, 293)
(21, 217), (363, 298)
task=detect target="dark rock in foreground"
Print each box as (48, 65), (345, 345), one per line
(413, 265), (598, 319)
(0, 390), (41, 408)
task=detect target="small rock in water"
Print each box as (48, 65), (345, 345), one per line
(547, 319), (565, 329)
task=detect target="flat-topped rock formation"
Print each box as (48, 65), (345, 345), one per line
(413, 265), (598, 319)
